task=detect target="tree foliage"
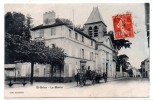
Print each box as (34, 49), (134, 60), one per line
(5, 12), (31, 41)
(60, 18), (73, 26)
(44, 47), (66, 65)
(43, 46), (66, 82)
(5, 12), (67, 84)
(107, 31), (132, 51)
(107, 31), (132, 73)
(127, 68), (133, 77)
(60, 18), (84, 31)
(14, 41), (46, 63)
(116, 54), (129, 72)
(5, 12), (32, 64)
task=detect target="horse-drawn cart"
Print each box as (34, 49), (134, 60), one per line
(75, 68), (107, 87)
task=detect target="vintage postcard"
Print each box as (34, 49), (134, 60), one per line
(4, 3), (150, 98)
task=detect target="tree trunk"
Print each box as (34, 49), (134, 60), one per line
(60, 65), (62, 77)
(50, 64), (54, 83)
(120, 65), (123, 77)
(30, 62), (34, 85)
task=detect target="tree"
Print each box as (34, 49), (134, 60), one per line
(4, 12), (42, 84)
(117, 54), (129, 76)
(5, 12), (32, 64)
(5, 32), (16, 63)
(60, 18), (73, 26)
(5, 12), (31, 41)
(127, 68), (133, 77)
(5, 12), (66, 84)
(44, 47), (66, 82)
(8, 37), (66, 84)
(60, 18), (84, 31)
(18, 41), (66, 84)
(107, 31), (132, 76)
(107, 31), (132, 51)
(14, 40), (47, 84)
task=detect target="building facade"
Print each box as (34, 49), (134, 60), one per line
(140, 57), (149, 78)
(14, 7), (116, 82)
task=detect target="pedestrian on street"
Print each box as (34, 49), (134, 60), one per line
(103, 72), (107, 83)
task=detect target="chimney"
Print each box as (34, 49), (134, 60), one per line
(43, 11), (56, 25)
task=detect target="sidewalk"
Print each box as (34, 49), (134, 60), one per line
(107, 77), (129, 82)
(5, 77), (137, 89)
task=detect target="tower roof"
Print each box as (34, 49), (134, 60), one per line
(85, 7), (106, 26)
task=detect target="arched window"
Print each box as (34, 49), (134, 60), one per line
(88, 27), (93, 37)
(94, 26), (98, 37)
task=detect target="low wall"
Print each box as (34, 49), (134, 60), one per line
(5, 77), (75, 83)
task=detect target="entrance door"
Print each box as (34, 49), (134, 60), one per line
(80, 60), (87, 70)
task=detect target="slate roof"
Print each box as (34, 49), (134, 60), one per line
(85, 7), (106, 26)
(31, 18), (65, 31)
(31, 18), (96, 42)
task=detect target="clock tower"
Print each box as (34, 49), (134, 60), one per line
(84, 7), (107, 42)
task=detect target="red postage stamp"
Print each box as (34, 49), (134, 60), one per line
(112, 14), (134, 40)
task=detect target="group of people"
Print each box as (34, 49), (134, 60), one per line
(77, 66), (107, 83)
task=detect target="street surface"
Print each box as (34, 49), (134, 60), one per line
(5, 77), (149, 98)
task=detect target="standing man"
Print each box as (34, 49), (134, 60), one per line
(103, 72), (107, 83)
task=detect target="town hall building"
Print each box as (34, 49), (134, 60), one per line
(7, 7), (117, 82)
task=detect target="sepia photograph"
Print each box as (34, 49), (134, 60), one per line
(4, 3), (150, 98)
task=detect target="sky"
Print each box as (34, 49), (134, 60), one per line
(5, 3), (149, 69)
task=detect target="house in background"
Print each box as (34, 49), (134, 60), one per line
(140, 57), (149, 78)
(4, 64), (16, 79)
(131, 68), (141, 78)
